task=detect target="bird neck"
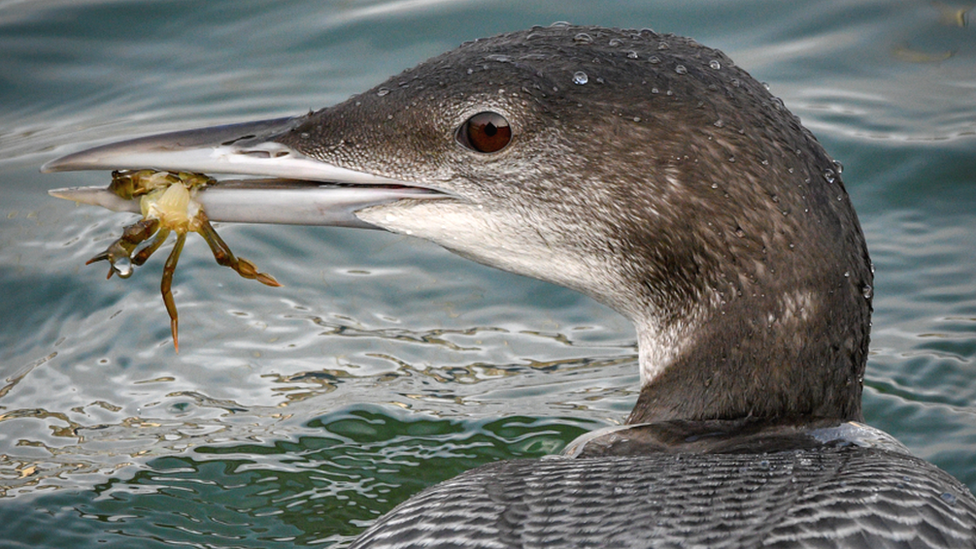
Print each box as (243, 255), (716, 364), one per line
(627, 277), (870, 425)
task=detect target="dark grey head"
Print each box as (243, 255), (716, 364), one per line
(47, 25), (873, 424)
(273, 25), (873, 423)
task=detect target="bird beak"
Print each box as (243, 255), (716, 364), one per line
(43, 116), (449, 228)
(43, 116), (455, 351)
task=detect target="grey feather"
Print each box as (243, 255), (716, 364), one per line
(350, 447), (976, 548)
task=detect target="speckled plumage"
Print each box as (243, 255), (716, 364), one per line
(350, 447), (976, 549)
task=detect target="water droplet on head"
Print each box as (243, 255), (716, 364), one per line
(572, 71), (588, 85)
(550, 21), (571, 27)
(709, 59), (721, 69)
(648, 55), (661, 64)
(573, 32), (593, 44)
(823, 168), (836, 183)
(608, 38), (623, 47)
(486, 54), (512, 63)
(674, 64), (687, 75)
(627, 50), (639, 59)
(862, 284), (873, 299)
(941, 492), (958, 505)
(376, 87), (390, 97)
(832, 159), (844, 174)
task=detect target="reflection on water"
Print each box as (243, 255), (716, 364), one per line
(1, 0), (975, 547)
(0, 407), (593, 547)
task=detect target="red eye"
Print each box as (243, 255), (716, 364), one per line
(456, 112), (511, 153)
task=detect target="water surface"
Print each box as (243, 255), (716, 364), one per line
(1, 1), (975, 547)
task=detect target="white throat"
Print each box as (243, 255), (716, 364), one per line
(636, 318), (694, 387)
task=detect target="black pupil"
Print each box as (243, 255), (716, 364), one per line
(458, 112), (511, 153)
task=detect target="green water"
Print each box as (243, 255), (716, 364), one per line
(1, 1), (974, 547)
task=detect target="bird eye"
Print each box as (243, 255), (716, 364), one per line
(456, 112), (511, 153)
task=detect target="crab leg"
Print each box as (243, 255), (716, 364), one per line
(132, 227), (171, 266)
(195, 213), (281, 288)
(162, 232), (187, 352)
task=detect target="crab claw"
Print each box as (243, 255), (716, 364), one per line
(86, 218), (161, 279)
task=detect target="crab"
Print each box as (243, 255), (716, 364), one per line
(87, 169), (280, 351)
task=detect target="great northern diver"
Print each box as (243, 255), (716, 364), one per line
(45, 25), (976, 548)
